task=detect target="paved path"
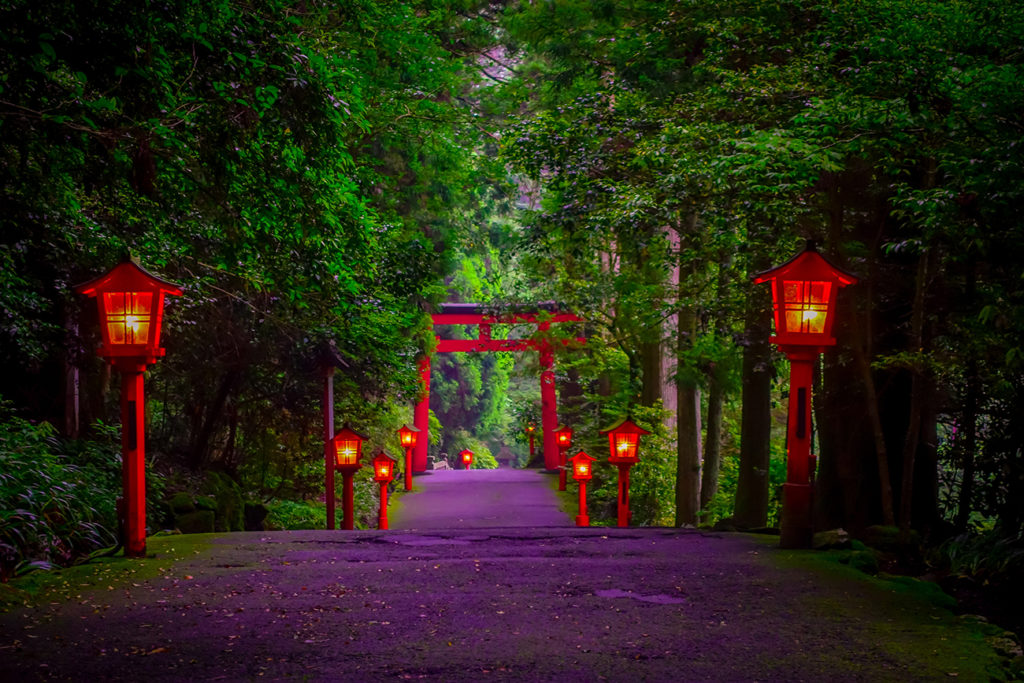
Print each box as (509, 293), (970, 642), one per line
(0, 529), (1010, 681)
(392, 467), (569, 530)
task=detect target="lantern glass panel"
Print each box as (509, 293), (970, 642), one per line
(336, 439), (360, 466)
(104, 291), (153, 345)
(782, 280), (831, 335)
(614, 433), (638, 459)
(576, 463), (589, 476)
(399, 432), (414, 447)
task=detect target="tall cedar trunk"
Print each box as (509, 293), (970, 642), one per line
(700, 258), (731, 514)
(675, 306), (702, 525)
(187, 368), (240, 470)
(62, 306), (80, 438)
(734, 285), (772, 528)
(852, 243), (897, 526)
(956, 259), (979, 531)
(898, 249), (931, 543)
(700, 373), (724, 512)
(640, 340), (662, 407)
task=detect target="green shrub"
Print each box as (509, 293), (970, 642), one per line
(265, 499), (327, 530)
(0, 409), (120, 580)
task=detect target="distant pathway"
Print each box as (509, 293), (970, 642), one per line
(391, 467), (569, 529)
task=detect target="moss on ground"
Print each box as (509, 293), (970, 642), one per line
(0, 533), (215, 613)
(749, 533), (1015, 681)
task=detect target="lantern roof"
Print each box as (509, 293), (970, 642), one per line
(333, 423), (369, 441)
(554, 423), (572, 434)
(398, 423), (420, 434)
(372, 450), (398, 465)
(752, 241), (858, 287)
(74, 258), (183, 298)
(569, 451), (596, 464)
(600, 416), (651, 436)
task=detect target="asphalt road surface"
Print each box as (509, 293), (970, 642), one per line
(0, 469), (1011, 681)
(391, 468), (569, 529)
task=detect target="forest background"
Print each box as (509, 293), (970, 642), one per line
(2, 0), (1023, 625)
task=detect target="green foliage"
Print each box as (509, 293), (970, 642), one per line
(936, 529), (1024, 584)
(264, 499), (327, 531)
(0, 407), (121, 579)
(444, 430), (498, 470)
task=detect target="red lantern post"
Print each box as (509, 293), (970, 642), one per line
(372, 451), (398, 530)
(331, 424), (367, 530)
(459, 449), (474, 470)
(397, 424), (419, 492)
(526, 423), (536, 463)
(601, 417), (651, 527)
(754, 241), (858, 548)
(554, 424), (573, 491)
(75, 258), (182, 558)
(569, 451), (596, 527)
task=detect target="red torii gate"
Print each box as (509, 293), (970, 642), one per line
(413, 303), (583, 472)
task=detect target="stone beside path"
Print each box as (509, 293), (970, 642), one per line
(392, 467), (569, 530)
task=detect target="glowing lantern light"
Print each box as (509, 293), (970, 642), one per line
(460, 449), (474, 470)
(74, 258), (182, 559)
(753, 241), (858, 351)
(601, 417), (651, 527)
(373, 451), (397, 483)
(397, 424), (419, 492)
(76, 258), (183, 368)
(371, 451), (398, 530)
(331, 424), (367, 530)
(554, 424), (573, 491)
(754, 242), (859, 548)
(603, 417), (650, 465)
(332, 425), (367, 471)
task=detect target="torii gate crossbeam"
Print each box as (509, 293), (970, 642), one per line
(413, 304), (583, 472)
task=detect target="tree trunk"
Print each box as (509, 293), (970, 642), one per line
(700, 372), (724, 513)
(640, 340), (662, 407)
(734, 287), (773, 528)
(898, 249), (931, 544)
(62, 307), (80, 438)
(187, 368), (240, 470)
(956, 259), (979, 532)
(675, 305), (702, 526)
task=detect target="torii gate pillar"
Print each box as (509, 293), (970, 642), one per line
(411, 305), (582, 473)
(413, 355), (431, 472)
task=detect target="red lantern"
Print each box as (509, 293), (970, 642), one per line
(460, 449), (474, 470)
(397, 424), (419, 448)
(602, 417), (650, 465)
(601, 417), (650, 527)
(75, 258), (182, 559)
(331, 424), (367, 531)
(754, 242), (859, 549)
(75, 258), (183, 369)
(332, 424), (367, 472)
(569, 451), (596, 527)
(397, 424), (419, 492)
(372, 451), (398, 530)
(570, 451), (595, 482)
(752, 241), (858, 350)
(554, 424), (573, 491)
(373, 451), (398, 483)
